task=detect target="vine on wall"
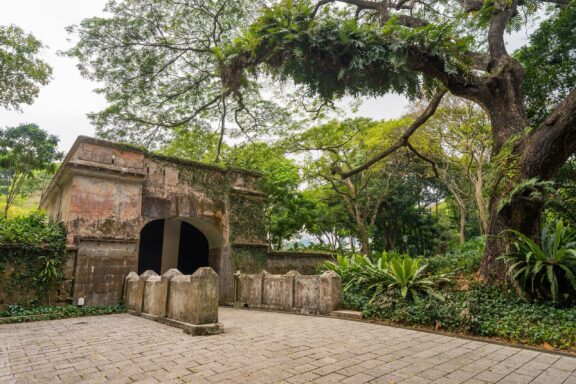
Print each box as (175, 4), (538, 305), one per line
(0, 212), (67, 305)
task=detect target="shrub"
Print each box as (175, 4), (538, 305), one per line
(0, 304), (126, 324)
(322, 252), (446, 302)
(386, 257), (447, 302)
(364, 282), (576, 351)
(425, 236), (484, 276)
(501, 221), (576, 304)
(0, 211), (66, 304)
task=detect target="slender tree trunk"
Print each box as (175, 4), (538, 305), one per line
(474, 163), (489, 235)
(459, 207), (466, 245)
(358, 227), (370, 255)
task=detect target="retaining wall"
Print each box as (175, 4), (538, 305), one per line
(234, 270), (341, 315)
(266, 251), (335, 274)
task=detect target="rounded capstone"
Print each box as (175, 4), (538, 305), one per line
(162, 268), (183, 279)
(141, 270), (159, 278)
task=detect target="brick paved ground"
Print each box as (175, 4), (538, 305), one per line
(1, 307), (576, 384)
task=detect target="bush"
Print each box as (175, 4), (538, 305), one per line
(363, 282), (576, 351)
(322, 251), (446, 302)
(0, 211), (67, 304)
(501, 221), (576, 304)
(425, 236), (484, 276)
(0, 304), (126, 324)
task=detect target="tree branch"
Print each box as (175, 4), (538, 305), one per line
(406, 141), (440, 178)
(334, 90), (446, 178)
(521, 87), (576, 179)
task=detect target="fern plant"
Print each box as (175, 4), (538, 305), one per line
(322, 252), (446, 302)
(502, 221), (576, 304)
(385, 257), (446, 302)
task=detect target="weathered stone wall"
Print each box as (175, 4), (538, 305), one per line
(266, 251), (335, 275)
(0, 250), (76, 309)
(40, 136), (268, 307)
(124, 268), (222, 335)
(74, 240), (138, 306)
(234, 270), (341, 315)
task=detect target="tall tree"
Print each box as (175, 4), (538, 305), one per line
(69, 0), (576, 280)
(295, 118), (413, 254)
(65, 0), (302, 152)
(0, 25), (52, 110)
(419, 96), (491, 240)
(0, 124), (63, 218)
(302, 186), (352, 252)
(218, 1), (576, 280)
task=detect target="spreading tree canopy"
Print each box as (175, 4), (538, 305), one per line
(68, 0), (576, 280)
(0, 25), (52, 110)
(0, 124), (63, 218)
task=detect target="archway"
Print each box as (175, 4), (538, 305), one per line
(137, 218), (210, 275)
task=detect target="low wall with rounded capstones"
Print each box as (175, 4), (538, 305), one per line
(123, 267), (223, 335)
(233, 270), (341, 315)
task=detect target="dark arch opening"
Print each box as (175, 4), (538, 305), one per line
(178, 222), (209, 274)
(138, 219), (164, 274)
(138, 219), (210, 275)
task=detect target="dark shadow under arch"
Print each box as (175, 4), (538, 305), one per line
(177, 221), (209, 274)
(138, 219), (210, 275)
(138, 219), (164, 274)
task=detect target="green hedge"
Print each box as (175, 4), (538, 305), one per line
(0, 304), (126, 324)
(0, 212), (67, 304)
(346, 283), (576, 351)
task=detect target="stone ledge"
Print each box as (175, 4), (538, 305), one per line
(332, 310), (364, 320)
(133, 312), (224, 336)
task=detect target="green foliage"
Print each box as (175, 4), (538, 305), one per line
(425, 236), (484, 276)
(502, 221), (576, 304)
(361, 283), (576, 351)
(302, 187), (351, 252)
(322, 252), (446, 302)
(66, 0), (295, 145)
(372, 171), (445, 255)
(0, 24), (52, 110)
(0, 304), (126, 324)
(516, 4), (576, 126)
(222, 142), (311, 249)
(496, 177), (556, 213)
(227, 0), (470, 101)
(0, 124), (63, 217)
(0, 212), (67, 304)
(545, 157), (576, 226)
(386, 257), (446, 302)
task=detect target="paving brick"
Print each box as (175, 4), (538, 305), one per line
(0, 308), (575, 384)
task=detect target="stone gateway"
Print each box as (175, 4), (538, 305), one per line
(41, 136), (269, 306)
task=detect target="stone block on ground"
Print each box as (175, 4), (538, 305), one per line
(167, 267), (219, 325)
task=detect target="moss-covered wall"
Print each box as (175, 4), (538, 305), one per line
(40, 136), (271, 306)
(231, 244), (268, 273)
(228, 192), (267, 245)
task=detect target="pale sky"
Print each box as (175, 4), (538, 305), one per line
(0, 1), (538, 152)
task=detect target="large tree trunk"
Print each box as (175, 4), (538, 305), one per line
(479, 79), (576, 282)
(477, 59), (532, 280)
(481, 193), (543, 280)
